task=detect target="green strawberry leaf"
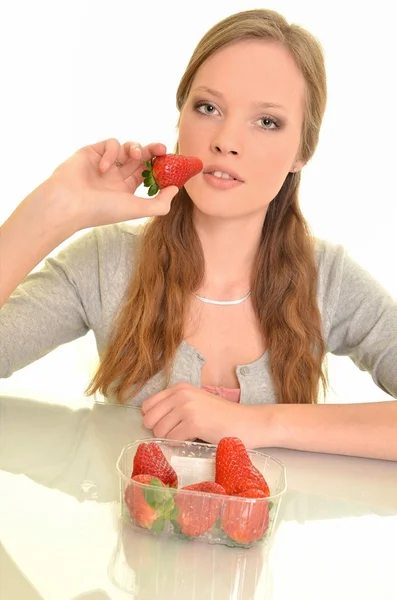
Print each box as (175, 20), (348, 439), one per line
(222, 532), (254, 548)
(169, 504), (179, 521)
(213, 517), (222, 530)
(151, 518), (165, 534)
(170, 520), (190, 539)
(143, 478), (167, 509)
(148, 184), (159, 196)
(171, 519), (181, 534)
(268, 501), (274, 512)
(141, 170), (150, 177)
(159, 495), (176, 521)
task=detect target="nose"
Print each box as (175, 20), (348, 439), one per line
(210, 123), (241, 156)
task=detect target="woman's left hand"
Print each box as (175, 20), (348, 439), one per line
(141, 382), (263, 447)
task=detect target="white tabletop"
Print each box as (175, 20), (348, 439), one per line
(0, 395), (396, 600)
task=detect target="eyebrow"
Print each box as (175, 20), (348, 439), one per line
(192, 85), (287, 112)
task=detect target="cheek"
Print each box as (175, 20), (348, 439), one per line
(179, 135), (193, 156)
(246, 150), (291, 202)
(250, 139), (293, 179)
(178, 111), (209, 155)
(178, 112), (195, 154)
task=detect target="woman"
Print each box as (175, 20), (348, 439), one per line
(1, 9), (396, 459)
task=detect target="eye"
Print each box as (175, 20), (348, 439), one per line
(257, 117), (280, 130)
(195, 102), (219, 116)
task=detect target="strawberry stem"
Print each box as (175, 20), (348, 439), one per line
(142, 159), (159, 196)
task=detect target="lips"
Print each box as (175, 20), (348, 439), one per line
(204, 164), (244, 182)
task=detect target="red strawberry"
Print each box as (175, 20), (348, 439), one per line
(215, 437), (270, 496)
(174, 481), (226, 537)
(124, 474), (176, 533)
(221, 488), (270, 544)
(132, 441), (178, 488)
(142, 154), (203, 196)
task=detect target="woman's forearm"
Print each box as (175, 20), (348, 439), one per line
(0, 182), (73, 308)
(257, 399), (397, 461)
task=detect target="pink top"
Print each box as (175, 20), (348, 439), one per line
(201, 384), (241, 403)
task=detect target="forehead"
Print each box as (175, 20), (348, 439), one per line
(192, 39), (305, 115)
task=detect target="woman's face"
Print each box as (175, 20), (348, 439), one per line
(178, 39), (306, 220)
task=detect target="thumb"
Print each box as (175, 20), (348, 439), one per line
(146, 186), (179, 215)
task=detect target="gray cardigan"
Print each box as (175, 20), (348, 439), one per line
(1, 223), (396, 404)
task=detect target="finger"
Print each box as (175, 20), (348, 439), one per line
(140, 142), (167, 164)
(90, 138), (121, 172)
(122, 161), (150, 192)
(152, 410), (184, 439)
(141, 382), (193, 414)
(165, 422), (193, 442)
(92, 187), (179, 223)
(142, 186), (180, 216)
(89, 139), (142, 174)
(117, 142), (167, 184)
(118, 141), (143, 166)
(91, 186), (178, 224)
(141, 387), (174, 417)
(115, 143), (143, 180)
(143, 396), (177, 430)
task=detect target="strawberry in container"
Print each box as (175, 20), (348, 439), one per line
(117, 436), (286, 548)
(123, 441), (178, 533)
(215, 437), (272, 544)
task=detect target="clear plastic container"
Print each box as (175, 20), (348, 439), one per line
(116, 438), (287, 548)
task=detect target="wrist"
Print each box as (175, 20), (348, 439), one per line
(26, 178), (78, 241)
(243, 404), (279, 449)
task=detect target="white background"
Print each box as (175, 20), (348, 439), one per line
(0, 0), (395, 405)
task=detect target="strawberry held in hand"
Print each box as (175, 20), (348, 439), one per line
(215, 437), (270, 496)
(174, 481), (226, 537)
(132, 441), (178, 488)
(142, 154), (203, 196)
(125, 475), (176, 533)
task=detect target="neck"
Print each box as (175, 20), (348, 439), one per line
(193, 210), (265, 298)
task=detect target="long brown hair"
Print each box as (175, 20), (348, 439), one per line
(87, 9), (328, 404)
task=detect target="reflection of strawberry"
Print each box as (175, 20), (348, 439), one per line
(142, 154), (203, 196)
(174, 481), (226, 537)
(132, 442), (178, 488)
(221, 488), (270, 544)
(215, 437), (270, 496)
(125, 475), (176, 533)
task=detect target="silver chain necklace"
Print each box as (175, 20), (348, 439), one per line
(193, 291), (251, 306)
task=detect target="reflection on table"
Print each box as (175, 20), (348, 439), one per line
(0, 395), (396, 599)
